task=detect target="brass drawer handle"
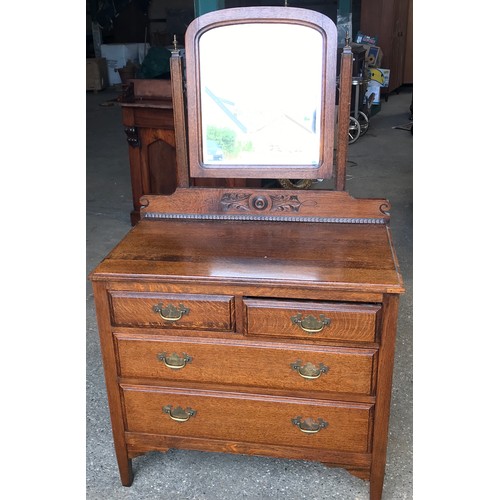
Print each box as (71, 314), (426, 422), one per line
(291, 313), (331, 334)
(153, 303), (189, 322)
(291, 416), (328, 434)
(290, 360), (329, 380)
(157, 352), (192, 370)
(162, 405), (196, 422)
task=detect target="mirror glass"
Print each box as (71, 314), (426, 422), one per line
(198, 23), (324, 167)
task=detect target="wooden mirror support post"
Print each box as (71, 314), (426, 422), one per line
(169, 47), (189, 188)
(336, 41), (353, 190)
(90, 7), (404, 500)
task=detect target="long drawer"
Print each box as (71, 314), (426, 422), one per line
(244, 299), (380, 343)
(109, 291), (235, 331)
(115, 335), (377, 396)
(122, 385), (373, 453)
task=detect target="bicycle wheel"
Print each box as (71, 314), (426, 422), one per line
(356, 111), (369, 136)
(348, 117), (361, 144)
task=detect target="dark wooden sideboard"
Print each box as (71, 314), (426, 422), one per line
(120, 80), (256, 225)
(119, 79), (177, 225)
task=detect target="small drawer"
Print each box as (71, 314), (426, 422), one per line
(244, 299), (380, 343)
(122, 385), (373, 453)
(109, 291), (234, 331)
(115, 336), (377, 396)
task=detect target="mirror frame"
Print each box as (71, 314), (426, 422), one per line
(185, 7), (337, 179)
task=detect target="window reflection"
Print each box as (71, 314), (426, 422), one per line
(199, 23), (324, 166)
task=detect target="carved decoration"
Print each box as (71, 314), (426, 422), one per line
(220, 193), (251, 211)
(220, 192), (317, 214)
(270, 194), (316, 213)
(250, 195), (269, 211)
(379, 202), (391, 215)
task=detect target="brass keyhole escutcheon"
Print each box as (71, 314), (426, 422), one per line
(291, 313), (331, 334)
(153, 303), (189, 322)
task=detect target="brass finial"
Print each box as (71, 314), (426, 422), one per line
(342, 29), (352, 54)
(173, 34), (178, 51)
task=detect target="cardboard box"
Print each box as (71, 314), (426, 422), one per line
(364, 68), (390, 105)
(378, 68), (390, 88)
(86, 58), (109, 91)
(355, 32), (378, 45)
(368, 68), (390, 87)
(363, 45), (383, 67)
(365, 80), (380, 105)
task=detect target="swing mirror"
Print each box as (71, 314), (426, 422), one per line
(185, 7), (337, 179)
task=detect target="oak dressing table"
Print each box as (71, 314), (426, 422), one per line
(90, 7), (404, 500)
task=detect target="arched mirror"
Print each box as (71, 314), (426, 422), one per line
(185, 7), (337, 179)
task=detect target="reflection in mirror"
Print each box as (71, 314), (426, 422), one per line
(199, 23), (324, 167)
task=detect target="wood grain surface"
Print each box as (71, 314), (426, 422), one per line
(121, 384), (373, 453)
(91, 219), (403, 294)
(244, 298), (380, 342)
(115, 333), (377, 395)
(110, 291), (234, 331)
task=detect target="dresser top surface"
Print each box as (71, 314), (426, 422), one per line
(91, 220), (404, 293)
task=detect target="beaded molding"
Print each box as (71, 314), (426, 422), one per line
(142, 212), (387, 224)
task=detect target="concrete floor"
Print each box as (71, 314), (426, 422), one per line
(86, 86), (413, 499)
